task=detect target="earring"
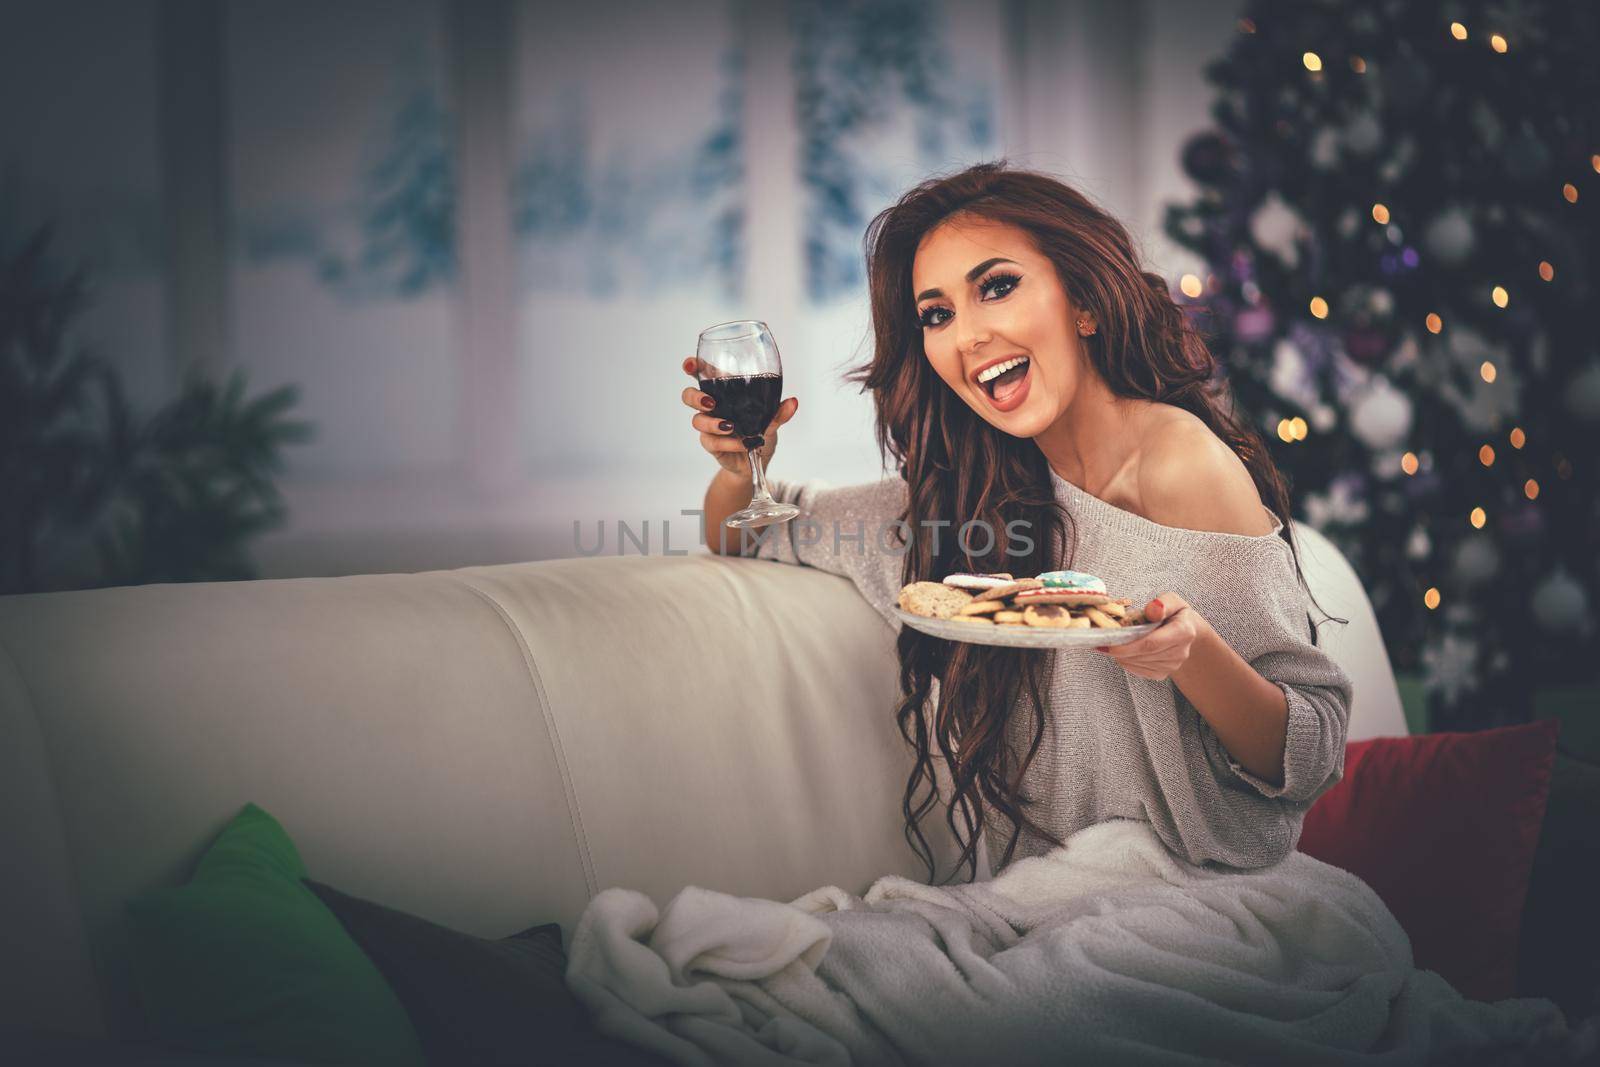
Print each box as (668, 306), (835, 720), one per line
(1077, 317), (1097, 337)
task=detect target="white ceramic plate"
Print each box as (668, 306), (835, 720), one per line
(892, 608), (1158, 649)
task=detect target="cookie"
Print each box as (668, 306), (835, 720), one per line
(1013, 587), (1111, 607)
(942, 572), (1016, 592)
(951, 614), (995, 625)
(992, 610), (1026, 625)
(898, 581), (975, 619)
(972, 577), (1045, 603)
(1022, 604), (1090, 628)
(1036, 570), (1109, 594)
(1082, 607), (1121, 629)
(957, 599), (1006, 616)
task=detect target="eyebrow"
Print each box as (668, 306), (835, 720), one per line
(915, 258), (1019, 303)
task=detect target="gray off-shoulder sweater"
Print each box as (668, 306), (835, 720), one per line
(750, 465), (1353, 874)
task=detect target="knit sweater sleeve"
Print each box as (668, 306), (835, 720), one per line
(747, 475), (911, 629)
(1173, 532), (1353, 808)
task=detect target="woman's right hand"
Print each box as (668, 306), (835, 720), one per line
(681, 356), (799, 479)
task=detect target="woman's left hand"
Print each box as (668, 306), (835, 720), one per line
(1097, 593), (1208, 681)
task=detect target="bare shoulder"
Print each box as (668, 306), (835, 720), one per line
(1133, 407), (1277, 536)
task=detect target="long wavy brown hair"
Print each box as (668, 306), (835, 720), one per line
(846, 161), (1312, 885)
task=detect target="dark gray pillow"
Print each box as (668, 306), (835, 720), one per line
(303, 880), (670, 1066)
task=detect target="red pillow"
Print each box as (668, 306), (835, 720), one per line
(1296, 718), (1559, 1002)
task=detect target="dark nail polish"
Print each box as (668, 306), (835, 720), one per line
(701, 396), (715, 409)
(718, 420), (732, 431)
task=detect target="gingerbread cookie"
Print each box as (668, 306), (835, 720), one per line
(972, 577), (1045, 603)
(1013, 587), (1111, 607)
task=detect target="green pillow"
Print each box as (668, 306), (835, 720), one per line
(125, 803), (426, 1066)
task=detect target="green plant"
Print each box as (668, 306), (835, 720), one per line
(1, 225), (313, 594)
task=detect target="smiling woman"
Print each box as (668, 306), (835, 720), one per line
(707, 161), (1353, 890)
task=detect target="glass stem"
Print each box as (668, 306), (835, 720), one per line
(747, 444), (776, 505)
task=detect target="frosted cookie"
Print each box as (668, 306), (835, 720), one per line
(1036, 570), (1109, 594)
(942, 572), (1015, 592)
(897, 581), (974, 619)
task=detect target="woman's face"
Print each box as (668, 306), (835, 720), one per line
(911, 215), (1094, 437)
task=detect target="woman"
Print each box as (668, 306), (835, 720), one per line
(678, 161), (1352, 885)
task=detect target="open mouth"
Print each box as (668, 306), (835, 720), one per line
(976, 356), (1031, 406)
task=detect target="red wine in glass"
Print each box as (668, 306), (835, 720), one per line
(697, 372), (783, 450)
(695, 320), (799, 528)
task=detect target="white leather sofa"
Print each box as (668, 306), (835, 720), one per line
(0, 524), (1403, 1045)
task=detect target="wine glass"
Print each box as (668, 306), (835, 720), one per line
(696, 320), (800, 528)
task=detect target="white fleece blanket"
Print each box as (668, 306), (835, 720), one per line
(565, 820), (1583, 1066)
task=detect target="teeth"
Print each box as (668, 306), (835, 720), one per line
(976, 356), (1029, 385)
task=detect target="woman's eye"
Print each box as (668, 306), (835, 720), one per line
(917, 274), (1019, 329)
(981, 273), (1020, 299)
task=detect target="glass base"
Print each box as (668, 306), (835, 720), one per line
(725, 500), (801, 529)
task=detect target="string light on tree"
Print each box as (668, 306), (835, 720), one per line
(1166, 0), (1597, 726)
(1180, 274), (1203, 298)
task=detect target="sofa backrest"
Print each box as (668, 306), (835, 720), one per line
(0, 529), (1399, 1039)
(1292, 522), (1407, 741)
(0, 554), (958, 1039)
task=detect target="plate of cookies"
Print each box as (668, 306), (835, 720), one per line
(893, 570), (1155, 649)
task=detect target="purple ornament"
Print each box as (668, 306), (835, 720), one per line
(1235, 305), (1276, 343)
(1343, 325), (1390, 365)
(1501, 505), (1544, 538)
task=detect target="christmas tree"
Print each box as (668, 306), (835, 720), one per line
(1165, 0), (1598, 729)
